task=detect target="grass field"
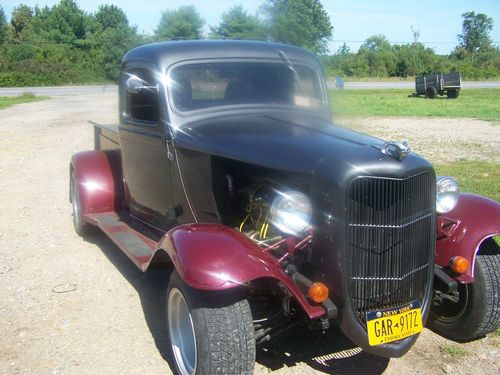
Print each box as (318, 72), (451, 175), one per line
(435, 161), (499, 202)
(0, 94), (48, 110)
(330, 89), (500, 122)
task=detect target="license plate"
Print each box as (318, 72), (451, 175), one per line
(366, 300), (423, 346)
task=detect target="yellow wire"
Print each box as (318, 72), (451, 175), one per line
(263, 223), (269, 239)
(239, 214), (249, 232)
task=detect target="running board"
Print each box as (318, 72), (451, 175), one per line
(86, 212), (158, 271)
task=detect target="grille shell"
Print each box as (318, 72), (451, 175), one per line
(347, 173), (434, 322)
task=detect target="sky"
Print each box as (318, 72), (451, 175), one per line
(2, 0), (499, 55)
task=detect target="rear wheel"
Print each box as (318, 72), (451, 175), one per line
(70, 171), (95, 236)
(447, 89), (460, 99)
(425, 86), (438, 99)
(166, 270), (255, 375)
(430, 238), (500, 341)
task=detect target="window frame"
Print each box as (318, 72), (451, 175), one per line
(164, 58), (328, 118)
(121, 65), (162, 128)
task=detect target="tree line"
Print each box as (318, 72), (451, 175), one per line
(324, 12), (499, 80)
(0, 1), (498, 87)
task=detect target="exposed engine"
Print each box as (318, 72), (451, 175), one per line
(235, 179), (314, 267)
(212, 159), (328, 342)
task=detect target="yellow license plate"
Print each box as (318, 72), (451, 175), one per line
(366, 300), (423, 346)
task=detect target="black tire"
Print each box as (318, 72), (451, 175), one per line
(166, 270), (255, 375)
(447, 89), (460, 99)
(70, 170), (95, 236)
(430, 238), (500, 341)
(425, 86), (438, 99)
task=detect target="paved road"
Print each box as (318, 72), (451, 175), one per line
(327, 81), (500, 90)
(0, 85), (118, 97)
(0, 82), (499, 96)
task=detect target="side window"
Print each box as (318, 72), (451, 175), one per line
(125, 69), (160, 124)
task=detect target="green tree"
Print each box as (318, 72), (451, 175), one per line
(94, 4), (128, 29)
(262, 0), (333, 54)
(393, 43), (440, 77)
(210, 5), (264, 40)
(357, 35), (396, 76)
(32, 0), (88, 44)
(155, 6), (204, 41)
(9, 5), (34, 42)
(0, 5), (7, 44)
(458, 11), (494, 53)
(359, 34), (391, 52)
(91, 4), (141, 80)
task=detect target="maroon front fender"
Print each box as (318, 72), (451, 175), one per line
(157, 223), (326, 319)
(436, 193), (500, 283)
(70, 150), (122, 222)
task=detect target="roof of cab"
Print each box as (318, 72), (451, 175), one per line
(122, 39), (322, 72)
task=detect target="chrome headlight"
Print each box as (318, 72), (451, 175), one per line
(436, 176), (459, 213)
(270, 190), (312, 235)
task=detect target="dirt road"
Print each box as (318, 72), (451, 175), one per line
(0, 94), (498, 374)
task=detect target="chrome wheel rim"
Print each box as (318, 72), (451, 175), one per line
(168, 288), (197, 375)
(71, 175), (81, 229)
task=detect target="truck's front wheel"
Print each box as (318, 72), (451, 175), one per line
(166, 270), (255, 375)
(430, 238), (500, 341)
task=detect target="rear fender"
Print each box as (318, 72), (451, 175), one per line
(155, 223), (326, 319)
(436, 193), (500, 283)
(70, 150), (123, 222)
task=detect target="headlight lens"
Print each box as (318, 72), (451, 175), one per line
(270, 190), (312, 235)
(436, 177), (459, 213)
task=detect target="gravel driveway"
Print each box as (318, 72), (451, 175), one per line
(0, 94), (498, 375)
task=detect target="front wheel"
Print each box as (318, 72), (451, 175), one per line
(429, 238), (500, 341)
(166, 270), (255, 375)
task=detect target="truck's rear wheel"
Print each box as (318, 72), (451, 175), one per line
(430, 238), (500, 341)
(447, 89), (459, 99)
(167, 270), (255, 375)
(70, 171), (95, 236)
(425, 86), (438, 99)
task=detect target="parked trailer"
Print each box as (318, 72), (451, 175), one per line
(416, 72), (461, 99)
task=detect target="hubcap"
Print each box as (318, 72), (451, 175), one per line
(168, 288), (197, 375)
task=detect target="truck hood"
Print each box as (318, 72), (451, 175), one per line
(173, 112), (432, 181)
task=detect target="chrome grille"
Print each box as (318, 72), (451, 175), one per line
(347, 173), (434, 321)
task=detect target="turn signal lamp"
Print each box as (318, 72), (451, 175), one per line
(309, 282), (329, 303)
(450, 256), (469, 274)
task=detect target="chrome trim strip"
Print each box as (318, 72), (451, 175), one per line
(349, 212), (432, 229)
(351, 263), (429, 282)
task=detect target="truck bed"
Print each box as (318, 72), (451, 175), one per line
(90, 121), (119, 150)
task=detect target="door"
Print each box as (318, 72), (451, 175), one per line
(119, 66), (174, 230)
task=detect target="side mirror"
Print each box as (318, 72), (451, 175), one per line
(126, 75), (158, 94)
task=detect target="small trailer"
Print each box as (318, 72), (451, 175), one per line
(416, 72), (461, 99)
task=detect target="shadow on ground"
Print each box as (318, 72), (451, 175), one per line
(88, 233), (390, 374)
(257, 325), (389, 374)
(86, 233), (175, 372)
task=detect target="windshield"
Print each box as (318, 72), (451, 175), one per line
(167, 61), (326, 113)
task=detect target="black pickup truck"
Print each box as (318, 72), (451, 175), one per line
(70, 41), (500, 375)
(415, 72), (461, 99)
